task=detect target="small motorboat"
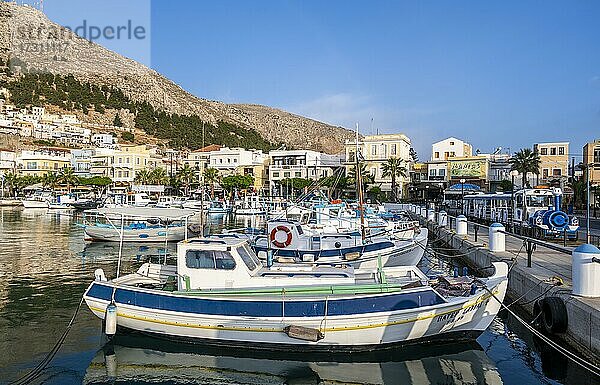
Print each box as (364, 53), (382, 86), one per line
(83, 237), (508, 351)
(235, 195), (266, 215)
(21, 191), (52, 208)
(81, 207), (199, 242)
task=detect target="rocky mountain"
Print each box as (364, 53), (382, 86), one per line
(0, 2), (354, 153)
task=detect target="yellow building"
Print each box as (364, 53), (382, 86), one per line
(112, 144), (164, 183)
(583, 139), (600, 207)
(17, 147), (71, 176)
(534, 142), (569, 185)
(345, 133), (412, 196)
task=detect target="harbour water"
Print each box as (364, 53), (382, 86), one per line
(0, 207), (588, 385)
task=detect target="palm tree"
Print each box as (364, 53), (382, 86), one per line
(510, 148), (541, 188)
(42, 171), (60, 191)
(203, 167), (219, 199)
(58, 167), (79, 192)
(381, 157), (408, 202)
(176, 164), (197, 196)
(2, 172), (19, 197)
(134, 169), (151, 185)
(148, 167), (168, 185)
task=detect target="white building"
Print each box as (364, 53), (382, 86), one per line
(71, 149), (96, 177)
(431, 137), (473, 161)
(268, 149), (343, 190)
(91, 133), (117, 148)
(208, 147), (267, 172)
(90, 148), (116, 178)
(426, 161), (448, 182)
(0, 149), (17, 175)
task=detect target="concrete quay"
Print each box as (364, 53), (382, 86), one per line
(393, 204), (600, 365)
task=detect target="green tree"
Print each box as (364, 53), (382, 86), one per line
(381, 157), (407, 202)
(148, 167), (168, 185)
(570, 178), (586, 210)
(176, 163), (197, 196)
(2, 172), (20, 197)
(134, 169), (151, 185)
(319, 171), (351, 200)
(121, 131), (134, 142)
(510, 148), (541, 188)
(220, 174), (254, 193)
(58, 167), (78, 192)
(498, 179), (514, 192)
(113, 114), (123, 127)
(42, 171), (60, 191)
(203, 167), (220, 199)
(367, 186), (384, 202)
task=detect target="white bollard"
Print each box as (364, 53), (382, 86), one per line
(438, 211), (448, 227)
(488, 223), (505, 252)
(456, 215), (467, 235)
(427, 209), (435, 222)
(572, 244), (600, 297)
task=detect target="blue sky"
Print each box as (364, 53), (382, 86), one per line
(43, 1), (600, 159)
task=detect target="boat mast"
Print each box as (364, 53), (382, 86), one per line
(355, 123), (366, 241)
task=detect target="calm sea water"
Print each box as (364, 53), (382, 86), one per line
(0, 207), (596, 385)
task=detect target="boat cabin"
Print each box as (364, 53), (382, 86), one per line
(173, 237), (357, 290)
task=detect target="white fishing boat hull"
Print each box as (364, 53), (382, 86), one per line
(83, 263), (507, 351)
(21, 199), (49, 208)
(84, 225), (187, 242)
(235, 208), (266, 215)
(254, 227), (428, 268)
(350, 228), (428, 269)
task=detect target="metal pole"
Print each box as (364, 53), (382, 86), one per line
(587, 163), (591, 244)
(511, 174), (515, 232)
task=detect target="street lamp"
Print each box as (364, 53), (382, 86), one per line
(460, 178), (466, 214)
(425, 185), (429, 209)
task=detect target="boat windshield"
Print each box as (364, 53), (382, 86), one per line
(237, 243), (260, 271)
(526, 195), (553, 208)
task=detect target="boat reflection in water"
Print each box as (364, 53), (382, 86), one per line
(84, 335), (503, 385)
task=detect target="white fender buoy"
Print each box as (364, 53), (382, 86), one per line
(105, 303), (118, 336)
(94, 269), (107, 282)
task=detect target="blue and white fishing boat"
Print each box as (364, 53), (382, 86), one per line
(84, 237), (508, 351)
(81, 207), (199, 242)
(248, 219), (428, 268)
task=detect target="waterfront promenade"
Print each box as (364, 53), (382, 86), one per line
(406, 207), (600, 365)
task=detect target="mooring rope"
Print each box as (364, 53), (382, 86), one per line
(480, 284), (600, 377)
(8, 296), (85, 385)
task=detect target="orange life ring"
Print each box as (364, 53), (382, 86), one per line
(270, 225), (293, 248)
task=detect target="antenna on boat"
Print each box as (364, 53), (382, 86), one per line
(355, 123), (366, 242)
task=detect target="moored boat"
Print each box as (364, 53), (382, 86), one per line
(81, 207), (199, 242)
(249, 219), (428, 268)
(83, 237), (508, 351)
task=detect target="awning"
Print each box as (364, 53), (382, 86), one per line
(89, 207), (197, 220)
